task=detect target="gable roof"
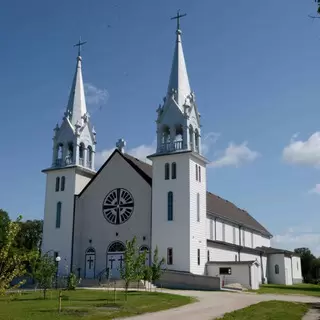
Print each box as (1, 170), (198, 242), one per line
(123, 154), (272, 237)
(79, 150), (272, 237)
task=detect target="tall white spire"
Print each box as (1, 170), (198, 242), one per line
(66, 39), (88, 127)
(167, 11), (191, 108)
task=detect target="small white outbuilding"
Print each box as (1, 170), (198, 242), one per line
(206, 260), (260, 290)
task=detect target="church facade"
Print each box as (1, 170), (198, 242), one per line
(41, 20), (303, 288)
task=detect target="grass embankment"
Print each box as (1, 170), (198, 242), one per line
(218, 301), (309, 320)
(0, 289), (195, 320)
(253, 283), (320, 297)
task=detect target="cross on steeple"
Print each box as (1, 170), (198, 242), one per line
(116, 139), (126, 154)
(171, 9), (187, 31)
(74, 37), (87, 57)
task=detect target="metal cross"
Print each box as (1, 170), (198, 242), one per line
(74, 37), (87, 56)
(118, 256), (124, 268)
(171, 9), (187, 30)
(87, 256), (94, 269)
(109, 257), (115, 269)
(116, 138), (126, 153)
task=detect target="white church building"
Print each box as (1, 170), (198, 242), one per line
(41, 17), (303, 289)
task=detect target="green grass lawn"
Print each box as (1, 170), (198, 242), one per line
(218, 301), (309, 320)
(252, 283), (320, 297)
(0, 289), (195, 320)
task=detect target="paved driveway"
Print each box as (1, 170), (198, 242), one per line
(122, 289), (320, 320)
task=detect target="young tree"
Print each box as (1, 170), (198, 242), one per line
(151, 246), (165, 285)
(120, 237), (138, 300)
(0, 216), (32, 295)
(32, 253), (57, 299)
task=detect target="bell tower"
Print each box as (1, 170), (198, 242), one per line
(148, 11), (209, 275)
(41, 39), (96, 274)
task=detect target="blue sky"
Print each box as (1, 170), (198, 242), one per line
(1, 1), (320, 254)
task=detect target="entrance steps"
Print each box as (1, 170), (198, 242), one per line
(79, 278), (157, 290)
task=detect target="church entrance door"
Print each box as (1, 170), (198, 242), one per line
(85, 248), (96, 279)
(107, 242), (125, 279)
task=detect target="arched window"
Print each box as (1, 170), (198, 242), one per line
(195, 129), (200, 152)
(198, 166), (201, 182)
(189, 125), (194, 150)
(66, 142), (73, 164)
(86, 247), (96, 254)
(275, 264), (279, 274)
(56, 143), (63, 166)
(79, 143), (85, 165)
(168, 191), (173, 221)
(61, 176), (65, 191)
(57, 143), (63, 159)
(108, 241), (125, 252)
(165, 163), (170, 180)
(139, 245), (149, 252)
(55, 177), (60, 192)
(171, 162), (177, 179)
(87, 146), (93, 168)
(56, 202), (62, 228)
(195, 164), (198, 181)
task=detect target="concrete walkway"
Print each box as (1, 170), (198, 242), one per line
(114, 289), (320, 320)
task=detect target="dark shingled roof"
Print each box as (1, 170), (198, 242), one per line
(123, 153), (272, 237)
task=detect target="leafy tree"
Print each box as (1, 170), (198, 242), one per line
(151, 246), (165, 284)
(316, 0), (320, 14)
(143, 265), (153, 291)
(32, 253), (57, 299)
(120, 237), (139, 300)
(0, 216), (32, 295)
(294, 247), (316, 282)
(0, 209), (10, 248)
(15, 220), (43, 252)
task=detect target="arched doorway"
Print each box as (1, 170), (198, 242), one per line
(140, 245), (150, 266)
(84, 247), (96, 279)
(106, 241), (125, 279)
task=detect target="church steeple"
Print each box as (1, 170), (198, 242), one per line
(49, 39), (96, 171)
(167, 11), (191, 109)
(65, 39), (88, 126)
(154, 11), (202, 155)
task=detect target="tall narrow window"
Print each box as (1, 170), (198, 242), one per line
(275, 264), (279, 274)
(198, 166), (201, 182)
(171, 162), (177, 179)
(167, 248), (173, 265)
(242, 229), (245, 246)
(197, 193), (200, 222)
(195, 164), (198, 181)
(167, 192), (173, 221)
(61, 176), (65, 191)
(222, 223), (226, 241)
(233, 227), (236, 244)
(55, 177), (60, 192)
(87, 146), (93, 168)
(165, 163), (170, 180)
(251, 232), (254, 248)
(79, 143), (85, 165)
(210, 219), (213, 240)
(235, 254), (238, 261)
(56, 202), (62, 228)
(197, 249), (200, 265)
(207, 250), (210, 262)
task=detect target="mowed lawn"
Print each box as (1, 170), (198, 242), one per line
(218, 301), (309, 320)
(253, 283), (320, 297)
(0, 289), (195, 320)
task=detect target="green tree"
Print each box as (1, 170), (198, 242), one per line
(15, 220), (43, 252)
(316, 0), (320, 14)
(0, 209), (10, 248)
(120, 237), (139, 300)
(151, 246), (165, 284)
(294, 247), (316, 282)
(0, 216), (32, 295)
(32, 253), (57, 299)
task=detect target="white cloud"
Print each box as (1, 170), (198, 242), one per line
(309, 184), (320, 195)
(209, 141), (260, 168)
(202, 132), (220, 156)
(272, 226), (320, 257)
(84, 83), (110, 108)
(282, 132), (320, 167)
(95, 141), (156, 169)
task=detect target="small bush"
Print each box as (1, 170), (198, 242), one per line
(66, 273), (78, 290)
